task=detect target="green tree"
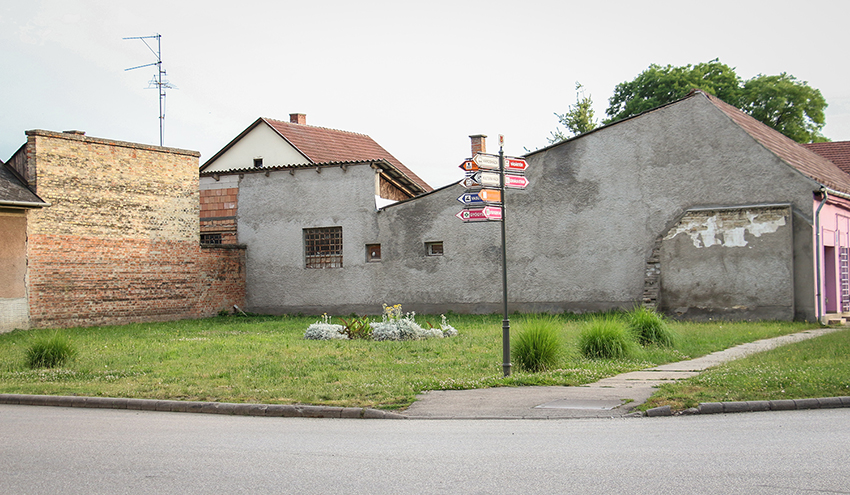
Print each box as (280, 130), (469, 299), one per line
(605, 59), (741, 124)
(739, 73), (828, 143)
(602, 59), (829, 143)
(548, 82), (599, 144)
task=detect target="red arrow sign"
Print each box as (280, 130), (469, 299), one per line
(504, 174), (529, 189)
(456, 206), (502, 222)
(505, 157), (529, 172)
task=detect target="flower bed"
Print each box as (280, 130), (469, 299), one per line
(304, 305), (458, 341)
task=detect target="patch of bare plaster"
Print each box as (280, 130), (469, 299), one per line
(664, 209), (787, 248)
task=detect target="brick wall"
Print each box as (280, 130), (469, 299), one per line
(200, 187), (238, 244)
(24, 130), (245, 328)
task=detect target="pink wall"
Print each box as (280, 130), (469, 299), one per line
(815, 194), (850, 318)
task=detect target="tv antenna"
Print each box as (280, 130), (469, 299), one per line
(124, 33), (176, 146)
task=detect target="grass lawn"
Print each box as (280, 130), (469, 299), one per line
(0, 313), (825, 410)
(643, 327), (850, 411)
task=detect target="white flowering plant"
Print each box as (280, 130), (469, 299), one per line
(303, 306), (459, 341)
(304, 314), (347, 340)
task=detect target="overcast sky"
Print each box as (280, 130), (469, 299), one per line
(2, 0), (849, 189)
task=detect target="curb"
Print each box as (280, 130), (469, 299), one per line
(644, 396), (850, 417)
(0, 394), (406, 419)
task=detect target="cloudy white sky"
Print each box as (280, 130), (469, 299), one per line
(2, 0), (849, 189)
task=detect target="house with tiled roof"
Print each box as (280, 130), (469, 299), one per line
(197, 94), (850, 323)
(198, 114), (431, 244)
(803, 141), (850, 176)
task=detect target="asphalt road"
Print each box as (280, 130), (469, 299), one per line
(2, 405), (848, 494)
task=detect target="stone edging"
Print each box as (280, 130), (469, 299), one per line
(645, 396), (850, 417)
(0, 394), (405, 419)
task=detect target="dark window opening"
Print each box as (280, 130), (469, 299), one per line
(426, 241), (444, 256)
(366, 243), (381, 262)
(253, 157), (263, 168)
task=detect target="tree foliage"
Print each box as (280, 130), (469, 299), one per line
(605, 59), (741, 124)
(548, 82), (599, 144)
(738, 73), (828, 143)
(602, 59), (828, 143)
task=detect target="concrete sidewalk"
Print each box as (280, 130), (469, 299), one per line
(403, 327), (849, 419)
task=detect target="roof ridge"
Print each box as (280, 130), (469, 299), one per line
(262, 117), (371, 138)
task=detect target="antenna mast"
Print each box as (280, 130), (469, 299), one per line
(124, 33), (176, 146)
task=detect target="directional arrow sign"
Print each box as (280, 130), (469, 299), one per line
(457, 189), (502, 205)
(457, 191), (484, 205)
(458, 160), (478, 172)
(505, 157), (529, 172)
(504, 174), (529, 189)
(477, 188), (502, 203)
(461, 176), (482, 188)
(472, 153), (501, 170)
(477, 171), (501, 187)
(456, 206), (503, 222)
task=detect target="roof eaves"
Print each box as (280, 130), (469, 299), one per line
(199, 118), (266, 171)
(702, 92), (850, 195)
(200, 159), (388, 177)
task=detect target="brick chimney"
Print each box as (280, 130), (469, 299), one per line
(470, 134), (486, 157)
(290, 113), (307, 125)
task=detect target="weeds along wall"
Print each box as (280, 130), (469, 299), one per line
(23, 130), (245, 329)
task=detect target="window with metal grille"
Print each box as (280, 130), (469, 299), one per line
(201, 233), (222, 245)
(304, 227), (343, 268)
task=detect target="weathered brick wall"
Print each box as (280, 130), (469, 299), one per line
(24, 130), (245, 328)
(200, 187), (238, 244)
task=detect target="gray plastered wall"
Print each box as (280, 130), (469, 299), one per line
(235, 95), (819, 320)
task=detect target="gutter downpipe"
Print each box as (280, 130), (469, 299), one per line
(815, 187), (828, 324)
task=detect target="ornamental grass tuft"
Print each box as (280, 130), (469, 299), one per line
(578, 316), (637, 359)
(26, 332), (77, 369)
(512, 315), (562, 372)
(627, 306), (676, 347)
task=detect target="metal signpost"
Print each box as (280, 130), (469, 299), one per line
(455, 135), (529, 376)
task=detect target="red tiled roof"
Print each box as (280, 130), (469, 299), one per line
(262, 118), (432, 192)
(700, 91), (850, 194)
(803, 141), (850, 177)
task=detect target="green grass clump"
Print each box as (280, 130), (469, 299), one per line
(512, 316), (562, 372)
(627, 306), (675, 347)
(578, 316), (638, 359)
(26, 332), (77, 369)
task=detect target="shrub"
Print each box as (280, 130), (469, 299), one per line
(338, 316), (373, 340)
(26, 332), (77, 369)
(304, 314), (347, 340)
(578, 316), (637, 359)
(512, 316), (561, 372)
(627, 306), (675, 347)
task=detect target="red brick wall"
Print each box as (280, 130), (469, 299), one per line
(27, 235), (245, 328)
(24, 130), (246, 329)
(200, 187), (238, 244)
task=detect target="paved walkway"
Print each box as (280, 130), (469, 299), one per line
(403, 327), (848, 419)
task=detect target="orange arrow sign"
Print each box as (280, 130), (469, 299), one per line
(458, 160), (478, 172)
(477, 189), (501, 203)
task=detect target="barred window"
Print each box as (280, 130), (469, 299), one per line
(201, 233), (222, 245)
(304, 227), (343, 268)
